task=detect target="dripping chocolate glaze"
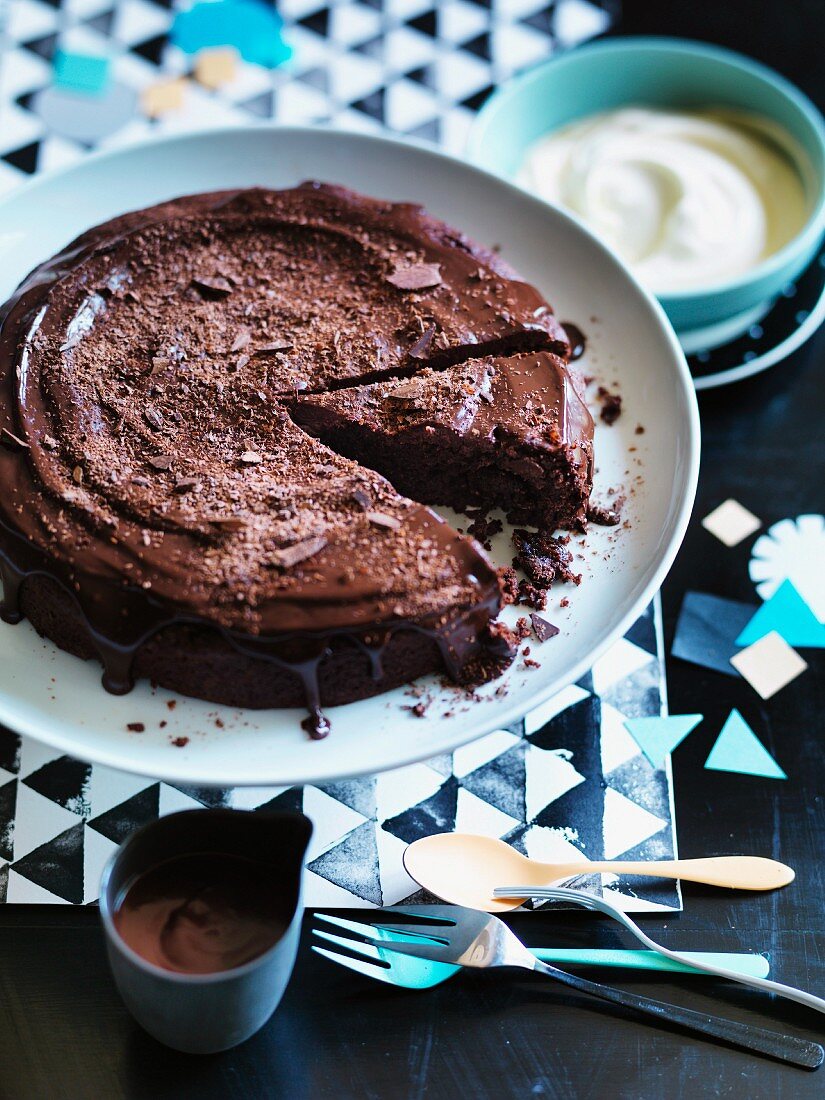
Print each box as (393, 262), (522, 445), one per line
(560, 322), (586, 362)
(0, 184), (577, 734)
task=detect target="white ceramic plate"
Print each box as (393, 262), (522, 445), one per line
(0, 126), (699, 786)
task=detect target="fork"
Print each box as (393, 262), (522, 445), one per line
(354, 906), (824, 1069)
(312, 912), (772, 988)
(492, 884), (825, 1016)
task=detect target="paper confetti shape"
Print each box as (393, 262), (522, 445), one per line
(172, 0), (292, 68)
(730, 631), (808, 699)
(672, 591), (757, 676)
(705, 710), (786, 780)
(141, 78), (186, 119)
(194, 47), (239, 89)
(749, 515), (825, 623)
(736, 579), (825, 649)
(623, 714), (704, 770)
(53, 51), (110, 96)
(702, 499), (761, 547)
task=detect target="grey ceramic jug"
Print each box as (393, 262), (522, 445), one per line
(99, 808), (312, 1053)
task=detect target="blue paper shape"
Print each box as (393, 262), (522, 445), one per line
(705, 710), (787, 780)
(623, 714), (704, 770)
(671, 590), (756, 676)
(53, 50), (110, 96)
(172, 0), (292, 67)
(736, 579), (825, 649)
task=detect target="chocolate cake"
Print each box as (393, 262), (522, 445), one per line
(292, 352), (593, 531)
(0, 183), (593, 735)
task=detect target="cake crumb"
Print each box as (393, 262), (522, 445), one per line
(171, 736), (189, 747)
(126, 722), (145, 732)
(498, 566), (519, 604)
(466, 509), (503, 550)
(517, 579), (547, 610)
(596, 386), (622, 425)
(587, 496), (624, 526)
(512, 528), (581, 588)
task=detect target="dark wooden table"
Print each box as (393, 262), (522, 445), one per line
(1, 4), (824, 1097)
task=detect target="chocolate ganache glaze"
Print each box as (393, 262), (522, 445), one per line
(0, 183), (589, 736)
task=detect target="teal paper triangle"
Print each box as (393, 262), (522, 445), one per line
(736, 579), (825, 648)
(705, 710), (787, 780)
(623, 714), (703, 770)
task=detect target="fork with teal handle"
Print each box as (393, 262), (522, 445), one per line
(313, 912), (771, 989)
(315, 907), (823, 1069)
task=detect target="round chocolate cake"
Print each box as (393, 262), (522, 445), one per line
(0, 183), (593, 735)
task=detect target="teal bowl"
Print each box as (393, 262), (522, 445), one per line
(468, 37), (825, 340)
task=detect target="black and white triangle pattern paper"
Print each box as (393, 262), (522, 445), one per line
(0, 600), (680, 912)
(0, 0), (615, 192)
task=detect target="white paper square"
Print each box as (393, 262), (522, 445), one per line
(704, 501), (761, 547)
(701, 499), (761, 547)
(730, 631), (808, 699)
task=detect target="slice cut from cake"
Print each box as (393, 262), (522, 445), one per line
(291, 351), (594, 531)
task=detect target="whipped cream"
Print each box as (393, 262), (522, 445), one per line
(518, 107), (809, 293)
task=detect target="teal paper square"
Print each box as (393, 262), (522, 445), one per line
(54, 51), (111, 97)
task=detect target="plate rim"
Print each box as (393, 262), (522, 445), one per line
(0, 124), (701, 785)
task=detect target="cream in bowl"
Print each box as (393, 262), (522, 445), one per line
(518, 106), (810, 296)
(468, 38), (825, 341)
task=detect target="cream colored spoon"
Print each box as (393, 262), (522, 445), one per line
(403, 833), (795, 913)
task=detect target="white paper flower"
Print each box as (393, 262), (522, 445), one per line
(749, 514), (825, 622)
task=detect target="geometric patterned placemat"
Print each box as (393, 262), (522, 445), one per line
(0, 0), (615, 187)
(0, 598), (680, 911)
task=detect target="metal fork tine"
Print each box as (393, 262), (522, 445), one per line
(312, 928), (382, 961)
(365, 937), (454, 963)
(311, 945), (399, 986)
(314, 913), (385, 940)
(382, 905), (457, 924)
(373, 922), (451, 941)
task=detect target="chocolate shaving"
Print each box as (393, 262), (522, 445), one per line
(272, 535), (328, 569)
(387, 263), (442, 291)
(72, 465), (83, 484)
(352, 489), (371, 510)
(239, 450), (262, 465)
(530, 613), (560, 642)
(408, 323), (437, 359)
(150, 356), (170, 375)
(1, 427), (29, 451)
(42, 434), (59, 450)
(366, 510), (401, 530)
(388, 380), (426, 400)
(230, 329), (251, 352)
(173, 477), (200, 494)
(210, 516), (245, 532)
(235, 354), (250, 370)
(254, 341), (293, 355)
(144, 406), (163, 430)
(191, 276), (232, 299)
(147, 454), (173, 471)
